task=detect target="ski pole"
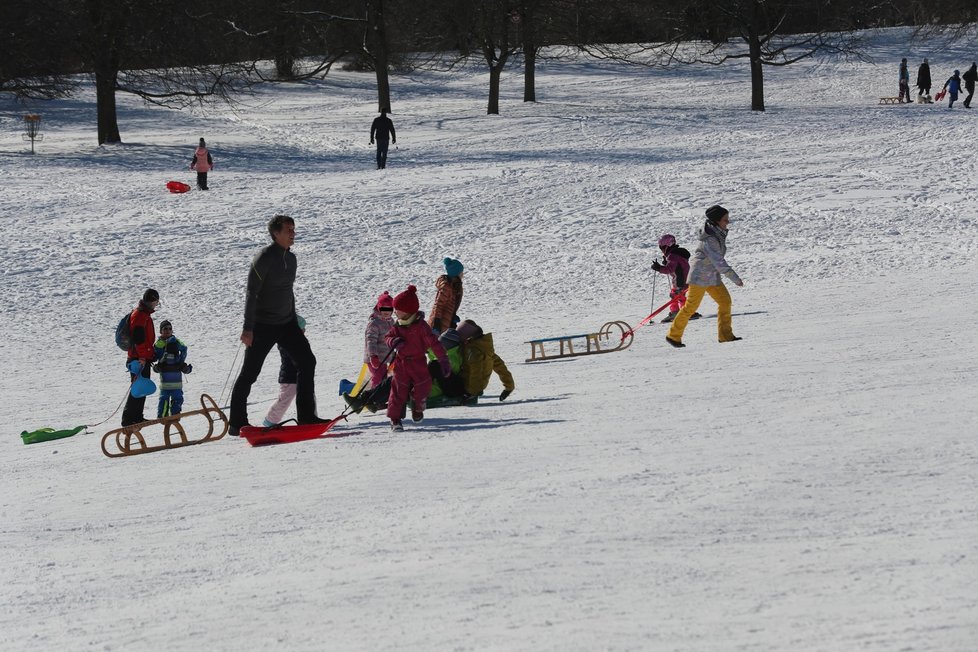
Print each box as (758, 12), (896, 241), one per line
(650, 265), (658, 315)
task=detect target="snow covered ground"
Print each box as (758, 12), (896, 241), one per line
(2, 28), (977, 651)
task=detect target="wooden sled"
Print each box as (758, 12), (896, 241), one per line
(525, 321), (633, 362)
(101, 393), (228, 458)
(878, 97), (905, 105)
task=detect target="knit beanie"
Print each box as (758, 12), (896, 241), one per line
(456, 319), (483, 341)
(392, 285), (419, 314)
(375, 291), (394, 310)
(443, 257), (464, 277)
(705, 205), (728, 223)
(199, 138), (206, 147)
(143, 288), (160, 303)
(159, 320), (172, 330)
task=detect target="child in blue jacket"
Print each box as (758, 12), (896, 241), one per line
(153, 320), (191, 417)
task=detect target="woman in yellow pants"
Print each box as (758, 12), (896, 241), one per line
(666, 205), (744, 348)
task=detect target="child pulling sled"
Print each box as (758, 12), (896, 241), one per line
(651, 234), (701, 323)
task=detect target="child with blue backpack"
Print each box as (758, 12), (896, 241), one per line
(153, 320), (192, 418)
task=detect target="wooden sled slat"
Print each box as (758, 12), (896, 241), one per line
(525, 321), (633, 362)
(101, 393), (229, 458)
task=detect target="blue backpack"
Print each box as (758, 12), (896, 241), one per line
(115, 312), (132, 351)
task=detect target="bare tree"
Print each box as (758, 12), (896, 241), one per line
(0, 0), (77, 99)
(584, 0), (863, 112)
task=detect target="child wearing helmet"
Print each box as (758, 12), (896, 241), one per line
(651, 234), (701, 323)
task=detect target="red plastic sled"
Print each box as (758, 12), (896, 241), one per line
(934, 89), (947, 102)
(166, 181), (191, 193)
(240, 417), (349, 446)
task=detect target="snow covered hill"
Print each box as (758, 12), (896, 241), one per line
(1, 28), (977, 651)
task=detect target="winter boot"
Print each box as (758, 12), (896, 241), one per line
(690, 312), (702, 320)
(665, 336), (686, 348)
(411, 410), (424, 423)
(661, 311), (678, 323)
(390, 419), (403, 432)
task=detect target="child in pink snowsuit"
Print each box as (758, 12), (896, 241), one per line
(385, 285), (451, 431)
(651, 234), (700, 323)
(364, 291), (395, 388)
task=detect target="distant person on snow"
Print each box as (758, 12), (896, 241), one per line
(229, 215), (327, 437)
(384, 285), (452, 432)
(189, 137), (213, 190)
(898, 58), (911, 103)
(153, 320), (191, 418)
(369, 108), (396, 170)
(428, 257), (464, 334)
(122, 289), (160, 427)
(262, 315), (306, 427)
(916, 58), (931, 99)
(665, 205), (744, 348)
(651, 233), (701, 324)
(942, 70), (963, 108)
(962, 62), (977, 108)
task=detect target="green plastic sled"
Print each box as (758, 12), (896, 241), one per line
(21, 426), (86, 445)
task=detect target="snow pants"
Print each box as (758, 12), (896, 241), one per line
(899, 81), (910, 102)
(369, 362), (389, 389)
(196, 171), (209, 190)
(386, 355), (431, 421)
(264, 383), (297, 426)
(965, 84), (975, 108)
(667, 284), (735, 343)
(158, 389), (184, 418)
(230, 320), (317, 428)
(668, 287), (688, 314)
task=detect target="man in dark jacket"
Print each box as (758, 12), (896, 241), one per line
(916, 58), (931, 98)
(229, 215), (324, 435)
(963, 62), (977, 108)
(369, 108), (396, 170)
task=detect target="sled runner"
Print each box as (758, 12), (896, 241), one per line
(525, 321), (633, 362)
(100, 393), (228, 458)
(166, 181), (191, 193)
(878, 97), (905, 105)
(240, 419), (351, 446)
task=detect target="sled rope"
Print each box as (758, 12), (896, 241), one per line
(218, 342), (244, 408)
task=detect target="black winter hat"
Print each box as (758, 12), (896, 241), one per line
(143, 288), (160, 303)
(160, 320), (172, 330)
(705, 205), (729, 223)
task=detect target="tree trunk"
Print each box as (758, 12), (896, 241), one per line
(366, 0), (392, 111)
(748, 34), (765, 111)
(521, 3), (536, 102)
(95, 68), (122, 144)
(488, 65), (502, 114)
(86, 0), (123, 144)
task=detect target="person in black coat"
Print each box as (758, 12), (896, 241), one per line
(916, 58), (931, 98)
(369, 108), (397, 170)
(963, 62), (977, 108)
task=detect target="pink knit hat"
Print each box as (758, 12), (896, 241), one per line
(375, 291), (393, 310)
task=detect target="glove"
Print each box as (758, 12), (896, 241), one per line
(440, 358), (452, 378)
(431, 318), (442, 332)
(369, 355), (381, 369)
(734, 278), (744, 287)
(182, 363), (193, 374)
(651, 260), (662, 272)
(388, 336), (405, 351)
(499, 389), (512, 402)
(370, 140), (374, 145)
(151, 363), (160, 373)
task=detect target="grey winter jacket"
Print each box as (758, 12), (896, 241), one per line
(688, 221), (742, 287)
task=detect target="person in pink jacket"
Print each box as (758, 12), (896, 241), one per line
(385, 285), (451, 431)
(364, 291), (395, 388)
(189, 137), (213, 190)
(651, 234), (701, 323)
